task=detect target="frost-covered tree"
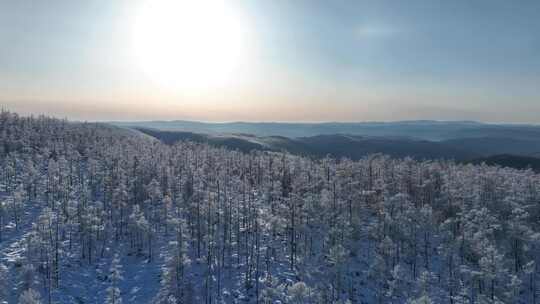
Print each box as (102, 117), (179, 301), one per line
(106, 253), (123, 304)
(287, 281), (314, 304)
(478, 245), (507, 303)
(11, 184), (26, 229)
(129, 205), (148, 252)
(407, 295), (434, 304)
(18, 289), (42, 304)
(0, 199), (5, 242)
(0, 263), (8, 302)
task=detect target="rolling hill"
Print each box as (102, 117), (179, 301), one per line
(112, 120), (540, 141)
(132, 127), (540, 170)
(133, 128), (477, 160)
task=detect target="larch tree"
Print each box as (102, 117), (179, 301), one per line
(106, 253), (123, 304)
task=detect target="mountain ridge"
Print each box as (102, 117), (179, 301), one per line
(131, 127), (540, 168)
(112, 120), (540, 141)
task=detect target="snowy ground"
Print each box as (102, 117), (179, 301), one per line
(1, 195), (43, 303)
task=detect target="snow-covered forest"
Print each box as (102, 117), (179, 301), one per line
(1, 111), (539, 304)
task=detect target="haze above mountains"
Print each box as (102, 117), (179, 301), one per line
(112, 120), (540, 169)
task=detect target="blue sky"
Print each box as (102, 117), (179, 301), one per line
(1, 0), (539, 122)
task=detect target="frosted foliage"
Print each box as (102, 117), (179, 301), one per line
(18, 289), (42, 304)
(0, 111), (539, 303)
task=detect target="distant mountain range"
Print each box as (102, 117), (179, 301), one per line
(133, 127), (476, 160)
(111, 120), (540, 141)
(110, 120), (540, 171)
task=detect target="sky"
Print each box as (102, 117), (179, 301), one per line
(1, 0), (539, 123)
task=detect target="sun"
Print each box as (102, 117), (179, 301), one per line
(131, 0), (249, 90)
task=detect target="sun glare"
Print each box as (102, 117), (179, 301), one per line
(131, 0), (249, 90)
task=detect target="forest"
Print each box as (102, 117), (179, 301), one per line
(1, 111), (539, 303)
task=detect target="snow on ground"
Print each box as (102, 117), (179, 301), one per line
(53, 245), (164, 304)
(1, 196), (44, 303)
